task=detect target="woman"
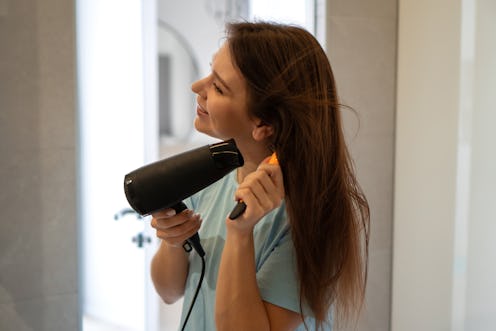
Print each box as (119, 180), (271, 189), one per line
(150, 21), (369, 331)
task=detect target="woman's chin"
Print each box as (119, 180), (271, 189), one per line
(194, 120), (213, 138)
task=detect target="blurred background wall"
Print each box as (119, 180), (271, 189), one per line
(0, 1), (79, 330)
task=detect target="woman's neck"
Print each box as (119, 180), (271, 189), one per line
(235, 143), (271, 183)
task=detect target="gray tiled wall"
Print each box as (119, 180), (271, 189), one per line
(326, 1), (397, 330)
(0, 1), (79, 330)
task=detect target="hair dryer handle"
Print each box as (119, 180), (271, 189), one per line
(171, 202), (205, 257)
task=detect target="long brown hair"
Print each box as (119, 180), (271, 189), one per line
(226, 22), (370, 329)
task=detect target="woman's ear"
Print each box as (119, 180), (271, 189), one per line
(252, 121), (274, 141)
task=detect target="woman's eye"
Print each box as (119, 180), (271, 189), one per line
(212, 82), (223, 94)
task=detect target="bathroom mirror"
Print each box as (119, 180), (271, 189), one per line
(157, 20), (199, 146)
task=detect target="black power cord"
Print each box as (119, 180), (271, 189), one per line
(180, 254), (206, 331)
(171, 201), (207, 331)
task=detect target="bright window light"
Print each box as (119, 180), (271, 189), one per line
(250, 0), (313, 33)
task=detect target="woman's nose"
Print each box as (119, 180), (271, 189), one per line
(191, 76), (209, 98)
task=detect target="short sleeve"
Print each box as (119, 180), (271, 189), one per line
(256, 232), (301, 314)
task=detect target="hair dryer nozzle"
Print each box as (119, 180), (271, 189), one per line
(124, 139), (243, 216)
(209, 139), (244, 169)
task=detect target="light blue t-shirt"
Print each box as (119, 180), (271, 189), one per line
(178, 171), (332, 331)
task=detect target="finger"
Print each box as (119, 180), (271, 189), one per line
(240, 169), (281, 203)
(161, 214), (202, 238)
(234, 169), (283, 214)
(152, 209), (194, 230)
(239, 175), (269, 205)
(233, 189), (265, 219)
(235, 183), (282, 219)
(257, 163), (285, 198)
(152, 208), (177, 218)
(155, 214), (202, 243)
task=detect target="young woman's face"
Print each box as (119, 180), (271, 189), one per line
(191, 43), (255, 142)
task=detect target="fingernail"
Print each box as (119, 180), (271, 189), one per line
(165, 209), (176, 217)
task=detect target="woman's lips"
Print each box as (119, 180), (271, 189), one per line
(197, 104), (208, 115)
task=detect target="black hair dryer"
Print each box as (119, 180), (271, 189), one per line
(123, 139), (244, 256)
